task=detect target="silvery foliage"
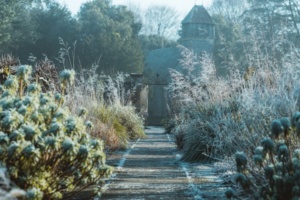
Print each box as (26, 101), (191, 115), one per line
(168, 42), (300, 160)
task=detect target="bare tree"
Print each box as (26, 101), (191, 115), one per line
(123, 1), (143, 23)
(243, 0), (300, 47)
(209, 0), (248, 22)
(143, 5), (180, 39)
(284, 0), (300, 40)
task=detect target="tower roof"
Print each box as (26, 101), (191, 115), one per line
(182, 5), (214, 24)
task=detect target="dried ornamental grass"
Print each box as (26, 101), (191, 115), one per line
(63, 65), (145, 150)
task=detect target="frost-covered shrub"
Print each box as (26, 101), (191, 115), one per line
(0, 65), (112, 199)
(228, 114), (300, 199)
(168, 46), (300, 162)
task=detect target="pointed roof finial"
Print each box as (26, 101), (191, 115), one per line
(194, 0), (202, 5)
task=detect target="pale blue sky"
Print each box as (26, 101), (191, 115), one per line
(56, 0), (213, 17)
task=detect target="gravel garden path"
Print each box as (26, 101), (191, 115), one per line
(100, 127), (226, 200)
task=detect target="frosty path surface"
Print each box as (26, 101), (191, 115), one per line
(100, 127), (225, 200)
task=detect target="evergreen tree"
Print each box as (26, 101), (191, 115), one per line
(24, 1), (77, 63)
(77, 0), (143, 73)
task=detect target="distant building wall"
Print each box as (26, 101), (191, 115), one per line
(144, 5), (215, 126)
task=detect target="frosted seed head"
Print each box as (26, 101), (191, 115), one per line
(280, 117), (291, 132)
(54, 93), (61, 101)
(65, 118), (76, 133)
(277, 144), (289, 162)
(292, 112), (300, 128)
(85, 121), (93, 130)
(235, 151), (247, 172)
(60, 69), (75, 85)
(27, 83), (40, 93)
(78, 145), (89, 157)
(49, 122), (62, 135)
(16, 65), (32, 80)
(253, 155), (263, 166)
(271, 119), (283, 139)
(45, 136), (56, 146)
(261, 137), (275, 153)
(255, 146), (264, 156)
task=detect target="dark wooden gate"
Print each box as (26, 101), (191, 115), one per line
(147, 83), (168, 126)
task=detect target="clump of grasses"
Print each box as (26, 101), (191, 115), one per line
(55, 39), (146, 150)
(63, 64), (146, 150)
(89, 103), (145, 150)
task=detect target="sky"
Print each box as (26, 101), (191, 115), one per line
(56, 0), (213, 17)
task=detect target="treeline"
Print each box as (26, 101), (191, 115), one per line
(210, 0), (300, 74)
(2, 0), (299, 75)
(0, 0), (176, 74)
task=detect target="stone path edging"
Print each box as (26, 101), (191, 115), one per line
(100, 138), (141, 193)
(100, 127), (227, 200)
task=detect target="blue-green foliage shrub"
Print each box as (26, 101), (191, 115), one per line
(0, 65), (112, 199)
(228, 113), (300, 199)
